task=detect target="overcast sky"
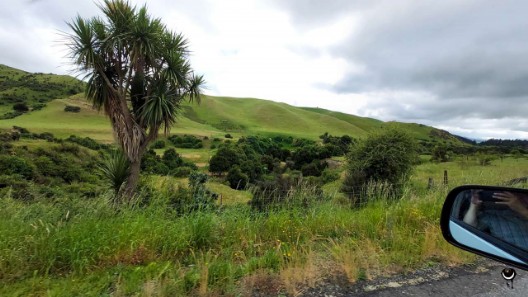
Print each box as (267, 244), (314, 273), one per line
(1, 0), (527, 140)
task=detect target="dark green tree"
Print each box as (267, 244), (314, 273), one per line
(226, 166), (249, 190)
(209, 145), (242, 175)
(342, 129), (417, 207)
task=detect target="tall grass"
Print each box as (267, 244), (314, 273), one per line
(0, 180), (476, 296)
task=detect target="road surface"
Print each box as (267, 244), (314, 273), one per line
(299, 260), (528, 297)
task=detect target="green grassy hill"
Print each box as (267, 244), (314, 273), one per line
(0, 64), (84, 119)
(0, 65), (467, 147)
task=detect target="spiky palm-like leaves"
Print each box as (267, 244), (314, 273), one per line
(66, 0), (204, 200)
(99, 150), (130, 199)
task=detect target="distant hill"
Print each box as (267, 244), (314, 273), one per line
(0, 65), (469, 148)
(0, 64), (84, 119)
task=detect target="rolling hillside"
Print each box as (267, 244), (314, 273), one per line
(0, 64), (84, 119)
(0, 65), (467, 146)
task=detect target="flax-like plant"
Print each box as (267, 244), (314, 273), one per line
(66, 0), (204, 200)
(99, 149), (130, 200)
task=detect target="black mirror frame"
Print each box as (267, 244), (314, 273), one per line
(441, 185), (528, 271)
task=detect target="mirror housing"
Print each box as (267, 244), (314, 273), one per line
(441, 185), (528, 270)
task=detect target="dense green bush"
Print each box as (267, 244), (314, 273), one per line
(300, 160), (327, 177)
(32, 132), (56, 142)
(151, 140), (166, 149)
(31, 103), (46, 111)
(141, 149), (168, 175)
(209, 145), (242, 174)
(173, 166), (193, 178)
(226, 166), (249, 190)
(0, 174), (34, 200)
(0, 156), (35, 179)
(168, 172), (217, 213)
(162, 148), (184, 168)
(66, 135), (111, 151)
(64, 105), (81, 113)
(13, 102), (29, 112)
(168, 135), (203, 149)
(12, 126), (30, 134)
(431, 144), (450, 162)
(341, 129), (417, 207)
(0, 111), (24, 119)
(319, 133), (354, 156)
(140, 148), (196, 177)
(320, 168), (340, 184)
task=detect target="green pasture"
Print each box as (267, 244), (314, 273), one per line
(0, 99), (113, 142)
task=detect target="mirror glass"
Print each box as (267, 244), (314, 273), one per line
(448, 188), (528, 265)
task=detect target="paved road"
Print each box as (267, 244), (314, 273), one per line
(300, 260), (528, 297)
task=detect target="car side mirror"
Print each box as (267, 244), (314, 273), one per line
(441, 185), (528, 270)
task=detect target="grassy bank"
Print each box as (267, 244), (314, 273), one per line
(1, 186), (474, 296)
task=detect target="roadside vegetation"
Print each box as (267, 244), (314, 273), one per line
(2, 124), (528, 296)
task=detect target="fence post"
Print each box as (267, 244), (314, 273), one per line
(443, 170), (448, 185)
(428, 177), (434, 189)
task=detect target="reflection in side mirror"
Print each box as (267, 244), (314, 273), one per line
(441, 186), (528, 270)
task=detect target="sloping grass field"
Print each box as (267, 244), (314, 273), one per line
(1, 93), (469, 148)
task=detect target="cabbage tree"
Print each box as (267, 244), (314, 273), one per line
(67, 0), (204, 200)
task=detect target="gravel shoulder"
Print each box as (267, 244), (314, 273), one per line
(299, 260), (526, 297)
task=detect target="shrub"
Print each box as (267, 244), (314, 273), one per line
(32, 103), (46, 111)
(341, 129), (417, 207)
(64, 105), (81, 113)
(173, 166), (193, 178)
(249, 174), (322, 211)
(0, 132), (19, 142)
(66, 135), (111, 151)
(0, 174), (34, 200)
(12, 126), (30, 134)
(301, 161), (327, 177)
(163, 148), (184, 169)
(34, 156), (58, 177)
(13, 102), (29, 112)
(151, 140), (166, 149)
(209, 145), (242, 175)
(226, 166), (249, 190)
(476, 153), (496, 166)
(0, 111), (23, 119)
(0, 156), (34, 179)
(34, 132), (55, 142)
(99, 150), (130, 199)
(320, 168), (340, 184)
(141, 149), (168, 175)
(169, 171), (217, 213)
(431, 144), (450, 162)
(168, 134), (203, 149)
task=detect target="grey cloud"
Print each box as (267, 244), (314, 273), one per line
(269, 0), (380, 28)
(357, 93), (528, 125)
(334, 1), (528, 97)
(273, 0), (528, 127)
